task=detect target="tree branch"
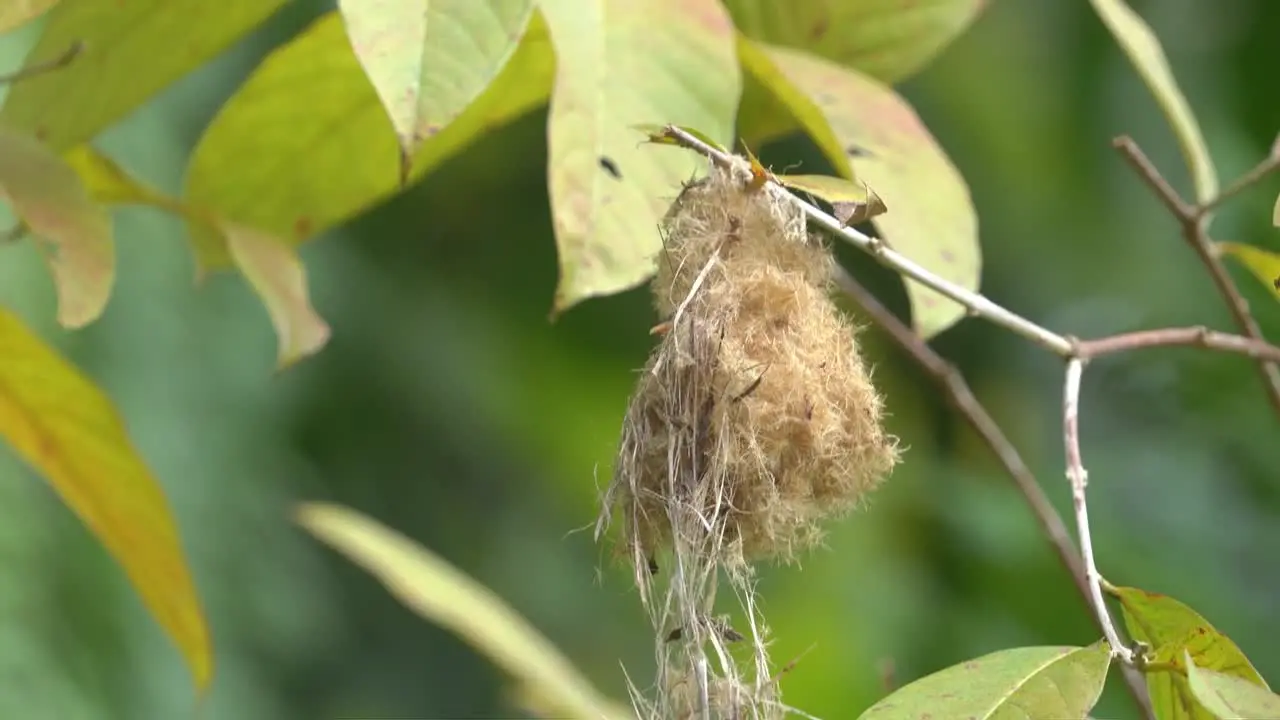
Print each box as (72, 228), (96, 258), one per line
(660, 124), (1074, 356)
(1062, 357), (1135, 667)
(833, 268), (1154, 720)
(1112, 136), (1280, 419)
(1079, 325), (1280, 363)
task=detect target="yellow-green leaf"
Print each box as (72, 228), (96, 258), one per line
(0, 0), (60, 34)
(859, 643), (1111, 720)
(1272, 192), (1279, 227)
(64, 145), (331, 365)
(1186, 653), (1280, 720)
(1109, 584), (1268, 720)
(336, 0), (534, 179)
(1089, 0), (1217, 204)
(186, 9), (553, 270)
(296, 502), (631, 720)
(540, 0), (740, 313)
(723, 0), (986, 83)
(0, 128), (112, 328)
(759, 45), (978, 338)
(1218, 242), (1280, 301)
(736, 35), (854, 181)
(0, 0), (288, 151)
(0, 306), (211, 691)
(775, 173), (886, 225)
(222, 223), (330, 368)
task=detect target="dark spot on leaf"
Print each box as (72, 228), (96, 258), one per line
(941, 249), (956, 263)
(847, 144), (873, 158)
(423, 123), (442, 138)
(811, 17), (828, 39)
(1273, 275), (1279, 289)
(599, 156), (622, 179)
(34, 127), (47, 142)
(293, 217), (313, 238)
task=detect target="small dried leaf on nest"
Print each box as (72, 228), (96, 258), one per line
(603, 164), (900, 573)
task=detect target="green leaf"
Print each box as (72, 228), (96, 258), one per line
(540, 0), (740, 314)
(0, 128), (112, 328)
(1272, 192), (1279, 227)
(0, 306), (211, 692)
(1186, 653), (1280, 720)
(296, 502), (631, 720)
(756, 45), (978, 339)
(722, 0), (986, 83)
(1088, 0), (1217, 204)
(66, 145), (331, 366)
(1109, 584), (1268, 720)
(336, 0), (534, 180)
(221, 223), (331, 368)
(0, 0), (288, 151)
(1218, 242), (1280, 301)
(0, 0), (60, 34)
(186, 9), (553, 270)
(775, 173), (886, 225)
(858, 643), (1111, 720)
(736, 35), (854, 181)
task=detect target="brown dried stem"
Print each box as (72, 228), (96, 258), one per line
(1112, 135), (1280, 418)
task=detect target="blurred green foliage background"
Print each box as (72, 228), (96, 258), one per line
(0, 0), (1278, 718)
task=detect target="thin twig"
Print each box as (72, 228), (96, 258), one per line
(1196, 138), (1280, 217)
(0, 41), (84, 85)
(1112, 136), (1280, 418)
(1079, 325), (1280, 363)
(1063, 358), (1135, 666)
(834, 268), (1154, 720)
(661, 124), (1074, 356)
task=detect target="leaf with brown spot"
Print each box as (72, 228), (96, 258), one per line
(723, 0), (986, 83)
(0, 128), (113, 328)
(541, 0), (739, 313)
(858, 643), (1111, 719)
(0, 306), (212, 692)
(1109, 584), (1268, 719)
(757, 45), (978, 338)
(336, 0), (534, 180)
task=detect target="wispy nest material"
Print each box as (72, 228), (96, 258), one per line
(598, 164), (899, 719)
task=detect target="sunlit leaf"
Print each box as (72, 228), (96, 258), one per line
(187, 9), (553, 269)
(736, 36), (853, 181)
(296, 502), (631, 720)
(858, 643), (1111, 719)
(222, 223), (330, 368)
(757, 45), (978, 338)
(0, 128), (112, 328)
(1089, 0), (1217, 203)
(1272, 192), (1279, 227)
(540, 0), (739, 314)
(1217, 242), (1280, 301)
(0, 0), (60, 34)
(336, 0), (534, 181)
(1109, 584), (1268, 720)
(775, 173), (886, 224)
(0, 0), (288, 151)
(63, 144), (174, 209)
(632, 123), (728, 154)
(1186, 653), (1280, 720)
(0, 306), (211, 691)
(722, 0), (986, 83)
